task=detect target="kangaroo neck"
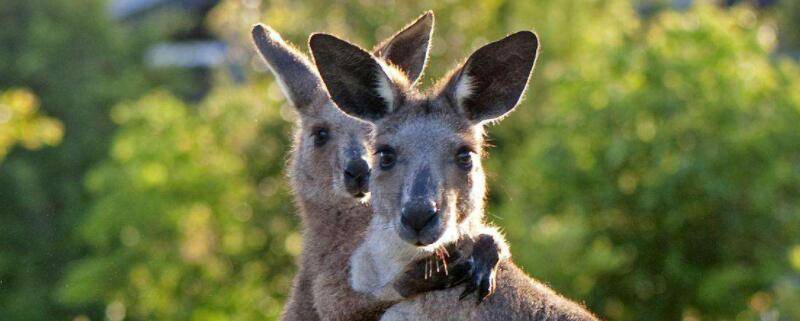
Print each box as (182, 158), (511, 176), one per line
(296, 193), (372, 237)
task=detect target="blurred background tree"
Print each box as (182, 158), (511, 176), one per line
(495, 5), (800, 320)
(56, 87), (296, 321)
(1, 1), (799, 321)
(0, 89), (63, 160)
(0, 0), (202, 319)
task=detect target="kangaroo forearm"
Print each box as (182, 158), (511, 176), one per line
(381, 261), (599, 321)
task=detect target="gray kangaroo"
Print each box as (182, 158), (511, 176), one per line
(252, 12), (501, 321)
(310, 30), (600, 321)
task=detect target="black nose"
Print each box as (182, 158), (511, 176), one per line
(400, 200), (438, 232)
(344, 158), (370, 196)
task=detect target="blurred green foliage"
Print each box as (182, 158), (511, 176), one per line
(776, 0), (800, 52)
(0, 0), (198, 320)
(494, 5), (800, 320)
(2, 0), (799, 321)
(0, 89), (63, 159)
(58, 87), (296, 321)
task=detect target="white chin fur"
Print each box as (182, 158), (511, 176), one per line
(349, 210), (466, 298)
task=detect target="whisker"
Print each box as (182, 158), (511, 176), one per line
(436, 245), (450, 276)
(442, 255), (449, 275)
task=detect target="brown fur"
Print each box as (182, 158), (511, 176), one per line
(311, 31), (600, 321)
(253, 13), (475, 321)
(278, 88), (383, 321)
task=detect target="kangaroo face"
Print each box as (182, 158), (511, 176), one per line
(252, 12), (434, 203)
(370, 107), (484, 246)
(312, 31), (539, 246)
(295, 101), (373, 200)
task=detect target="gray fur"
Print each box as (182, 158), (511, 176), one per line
(312, 31), (600, 320)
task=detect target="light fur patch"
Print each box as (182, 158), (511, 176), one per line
(349, 204), (464, 301)
(375, 71), (395, 112)
(378, 59), (411, 87)
(350, 216), (421, 300)
(374, 60), (413, 113)
(454, 73), (474, 110)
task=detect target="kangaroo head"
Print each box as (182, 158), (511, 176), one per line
(252, 12), (434, 204)
(311, 31), (539, 247)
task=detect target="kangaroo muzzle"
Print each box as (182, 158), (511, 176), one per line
(398, 199), (443, 246)
(344, 157), (370, 197)
(397, 166), (444, 246)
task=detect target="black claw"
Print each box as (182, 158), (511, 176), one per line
(462, 268), (491, 304)
(450, 273), (469, 287)
(460, 282), (477, 301)
(476, 272), (493, 304)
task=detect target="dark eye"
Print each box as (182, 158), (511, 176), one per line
(456, 147), (473, 171)
(312, 127), (330, 147)
(377, 146), (396, 170)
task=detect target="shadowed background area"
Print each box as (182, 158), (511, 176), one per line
(1, 0), (799, 320)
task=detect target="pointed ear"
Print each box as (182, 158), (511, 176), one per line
(310, 33), (407, 122)
(442, 31), (539, 124)
(373, 11), (434, 84)
(251, 24), (325, 112)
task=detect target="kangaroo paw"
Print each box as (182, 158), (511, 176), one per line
(394, 244), (472, 298)
(459, 234), (500, 304)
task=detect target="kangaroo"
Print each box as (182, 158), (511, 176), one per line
(251, 13), (501, 321)
(309, 30), (600, 321)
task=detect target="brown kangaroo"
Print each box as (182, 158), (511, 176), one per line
(310, 30), (600, 321)
(252, 13), (501, 321)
